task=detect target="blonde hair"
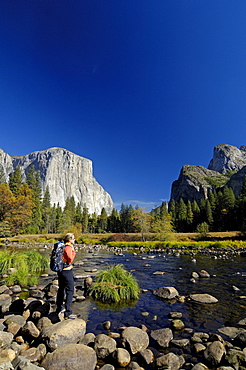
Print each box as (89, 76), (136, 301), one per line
(63, 233), (75, 243)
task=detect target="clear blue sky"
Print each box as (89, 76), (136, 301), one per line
(1, 1), (246, 211)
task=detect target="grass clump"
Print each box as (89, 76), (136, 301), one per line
(89, 264), (140, 303)
(0, 249), (48, 286)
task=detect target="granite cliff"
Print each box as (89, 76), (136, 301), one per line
(0, 147), (113, 215)
(171, 144), (246, 202)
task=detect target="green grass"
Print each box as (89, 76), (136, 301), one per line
(0, 249), (48, 286)
(89, 264), (140, 303)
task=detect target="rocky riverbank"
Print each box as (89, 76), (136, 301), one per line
(1, 273), (246, 370)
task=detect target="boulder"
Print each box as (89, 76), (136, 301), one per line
(12, 355), (45, 370)
(0, 332), (14, 350)
(41, 318), (86, 351)
(0, 294), (12, 313)
(155, 352), (181, 370)
(153, 287), (179, 300)
(121, 326), (149, 354)
(41, 343), (97, 370)
(150, 328), (173, 348)
(189, 294), (218, 303)
(203, 341), (226, 366)
(94, 334), (117, 358)
(112, 348), (131, 367)
(21, 321), (40, 338)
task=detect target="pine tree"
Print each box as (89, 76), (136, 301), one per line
(98, 208), (108, 232)
(81, 206), (89, 233)
(108, 208), (120, 232)
(42, 186), (52, 232)
(9, 166), (23, 196)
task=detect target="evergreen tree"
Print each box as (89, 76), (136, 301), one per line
(42, 186), (52, 232)
(88, 212), (98, 233)
(9, 166), (23, 196)
(186, 200), (193, 230)
(119, 203), (134, 233)
(176, 198), (187, 232)
(98, 208), (108, 232)
(108, 208), (120, 232)
(81, 206), (89, 233)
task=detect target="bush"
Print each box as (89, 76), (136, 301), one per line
(89, 264), (140, 303)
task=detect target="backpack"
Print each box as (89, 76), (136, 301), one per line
(50, 242), (65, 272)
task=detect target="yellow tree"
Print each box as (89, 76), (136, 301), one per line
(152, 214), (175, 241)
(131, 207), (153, 241)
(8, 184), (34, 234)
(0, 183), (14, 221)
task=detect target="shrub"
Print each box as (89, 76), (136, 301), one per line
(89, 264), (140, 303)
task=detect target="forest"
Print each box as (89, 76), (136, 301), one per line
(1, 165), (246, 238)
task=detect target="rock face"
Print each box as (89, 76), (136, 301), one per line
(171, 144), (246, 202)
(0, 147), (113, 214)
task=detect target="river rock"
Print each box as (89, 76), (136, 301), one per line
(127, 361), (144, 370)
(9, 285), (22, 294)
(171, 319), (185, 330)
(0, 349), (16, 364)
(189, 294), (218, 303)
(171, 339), (190, 348)
(79, 332), (95, 345)
(21, 321), (40, 338)
(0, 294), (12, 313)
(150, 328), (173, 348)
(0, 332), (14, 350)
(112, 348), (131, 367)
(100, 365), (115, 370)
(41, 343), (97, 370)
(203, 340), (226, 366)
(155, 352), (182, 370)
(225, 348), (246, 370)
(233, 330), (246, 348)
(94, 334), (116, 358)
(41, 318), (86, 351)
(0, 285), (9, 294)
(198, 270), (210, 278)
(20, 347), (41, 362)
(191, 363), (209, 370)
(13, 355), (46, 370)
(121, 326), (149, 354)
(153, 286), (179, 299)
(217, 327), (246, 339)
(138, 348), (154, 364)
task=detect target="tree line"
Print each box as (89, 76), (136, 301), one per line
(1, 164), (245, 237)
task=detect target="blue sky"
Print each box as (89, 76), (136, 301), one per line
(1, 1), (246, 211)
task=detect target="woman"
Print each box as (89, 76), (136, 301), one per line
(56, 233), (77, 319)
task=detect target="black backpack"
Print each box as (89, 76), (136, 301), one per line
(50, 242), (65, 272)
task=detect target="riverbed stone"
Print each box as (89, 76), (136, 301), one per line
(0, 349), (16, 364)
(225, 348), (246, 369)
(155, 352), (181, 370)
(126, 361), (144, 370)
(112, 348), (131, 367)
(0, 286), (9, 294)
(138, 348), (154, 364)
(121, 326), (149, 354)
(0, 362), (14, 370)
(21, 321), (40, 338)
(150, 328), (173, 348)
(9, 285), (22, 294)
(153, 286), (179, 300)
(12, 355), (45, 370)
(79, 332), (95, 345)
(171, 319), (185, 330)
(191, 363), (209, 370)
(171, 338), (190, 348)
(41, 343), (97, 370)
(0, 294), (12, 313)
(203, 340), (226, 366)
(217, 327), (246, 339)
(0, 332), (14, 350)
(189, 294), (218, 303)
(94, 334), (117, 358)
(41, 318), (86, 351)
(198, 270), (210, 278)
(20, 347), (41, 362)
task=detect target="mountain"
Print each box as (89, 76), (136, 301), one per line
(0, 147), (113, 215)
(170, 144), (246, 202)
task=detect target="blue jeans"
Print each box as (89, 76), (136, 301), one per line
(56, 269), (74, 317)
